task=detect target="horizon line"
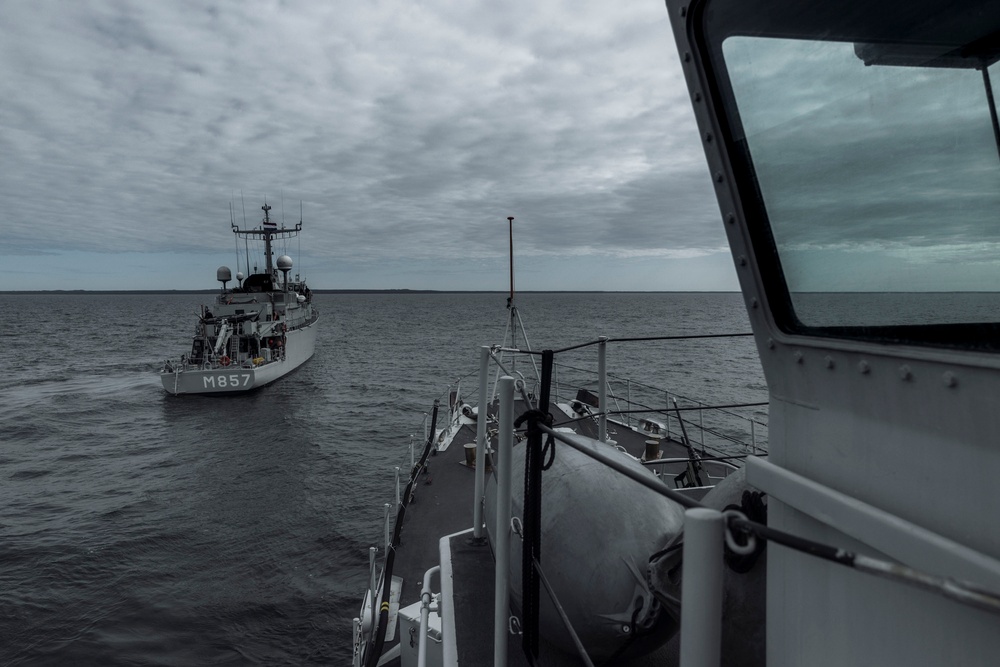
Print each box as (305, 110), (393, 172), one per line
(0, 288), (743, 295)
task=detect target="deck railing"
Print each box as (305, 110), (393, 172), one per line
(514, 335), (769, 458)
(358, 332), (768, 667)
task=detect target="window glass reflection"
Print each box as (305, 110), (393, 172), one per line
(723, 37), (1000, 326)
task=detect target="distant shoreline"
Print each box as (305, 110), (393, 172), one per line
(0, 289), (740, 295)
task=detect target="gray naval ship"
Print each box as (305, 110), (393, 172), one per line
(160, 203), (319, 395)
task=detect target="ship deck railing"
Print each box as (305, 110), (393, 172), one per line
(487, 334), (769, 458)
(551, 367), (767, 456)
(355, 333), (769, 667)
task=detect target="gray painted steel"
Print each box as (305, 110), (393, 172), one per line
(665, 0), (1000, 664)
(679, 508), (724, 667)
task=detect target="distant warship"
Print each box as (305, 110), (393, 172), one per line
(160, 203), (319, 395)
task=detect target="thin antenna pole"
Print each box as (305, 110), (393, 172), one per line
(507, 216), (515, 308)
(231, 202), (240, 273)
(506, 216), (517, 373)
(241, 191), (247, 226)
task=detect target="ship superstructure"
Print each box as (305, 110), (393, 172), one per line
(160, 203), (319, 395)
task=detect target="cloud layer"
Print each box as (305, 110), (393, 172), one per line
(0, 0), (731, 290)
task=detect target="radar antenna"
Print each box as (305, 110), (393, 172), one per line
(230, 199), (304, 281)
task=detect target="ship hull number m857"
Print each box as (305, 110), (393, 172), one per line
(204, 374), (252, 389)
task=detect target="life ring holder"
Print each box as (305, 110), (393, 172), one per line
(220, 356), (231, 366)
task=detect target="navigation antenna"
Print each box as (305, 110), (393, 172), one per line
(508, 216), (515, 310)
(231, 201), (240, 274)
(495, 215), (540, 396)
(230, 198), (304, 285)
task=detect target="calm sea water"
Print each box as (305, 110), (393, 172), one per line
(0, 292), (764, 666)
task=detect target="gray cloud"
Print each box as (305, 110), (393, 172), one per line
(0, 0), (732, 290)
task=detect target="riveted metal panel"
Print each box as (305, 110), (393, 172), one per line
(664, 1), (1000, 664)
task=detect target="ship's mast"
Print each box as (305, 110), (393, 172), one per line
(508, 215), (515, 311)
(506, 215), (522, 361)
(231, 201), (303, 279)
(262, 203), (274, 276)
(496, 215), (539, 388)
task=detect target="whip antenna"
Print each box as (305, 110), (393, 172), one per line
(508, 216), (515, 309)
(231, 201), (240, 273)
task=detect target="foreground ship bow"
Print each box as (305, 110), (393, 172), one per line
(160, 203), (319, 395)
(354, 0), (1000, 665)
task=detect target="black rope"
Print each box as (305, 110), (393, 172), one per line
(734, 513), (1000, 615)
(541, 431), (556, 471)
(519, 406), (543, 661)
(514, 349), (554, 661)
(730, 514), (854, 568)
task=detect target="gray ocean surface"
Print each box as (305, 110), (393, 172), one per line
(0, 292), (765, 666)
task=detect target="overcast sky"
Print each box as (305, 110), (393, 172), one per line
(725, 36), (1000, 295)
(0, 0), (737, 292)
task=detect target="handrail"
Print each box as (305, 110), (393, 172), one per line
(543, 352), (768, 455)
(552, 332), (755, 355)
(494, 377), (515, 667)
(473, 347), (489, 541)
(418, 566), (441, 667)
(362, 400), (441, 667)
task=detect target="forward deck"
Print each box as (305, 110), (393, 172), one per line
(377, 395), (736, 666)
